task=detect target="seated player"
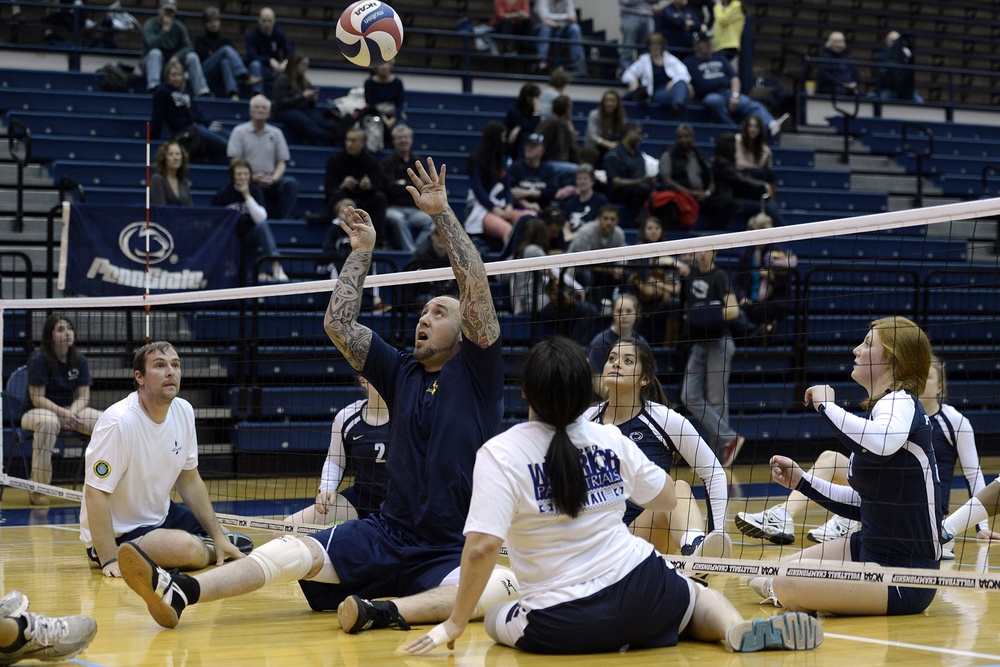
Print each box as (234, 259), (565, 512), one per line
(284, 377), (390, 526)
(585, 339), (730, 568)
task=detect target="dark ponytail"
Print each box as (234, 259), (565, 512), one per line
(522, 337), (593, 518)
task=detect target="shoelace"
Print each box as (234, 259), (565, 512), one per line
(24, 612), (69, 648)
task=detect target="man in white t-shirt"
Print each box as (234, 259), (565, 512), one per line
(80, 342), (251, 578)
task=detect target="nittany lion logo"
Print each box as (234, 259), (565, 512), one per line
(118, 221), (175, 265)
(629, 431), (643, 441)
(94, 460), (111, 478)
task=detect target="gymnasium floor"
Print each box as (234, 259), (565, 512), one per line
(2, 467), (1000, 666)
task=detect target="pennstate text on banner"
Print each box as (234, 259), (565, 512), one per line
(61, 204), (241, 296)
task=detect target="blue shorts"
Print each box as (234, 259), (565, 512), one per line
(297, 513), (463, 611)
(849, 532), (937, 615)
(487, 551), (695, 654)
(86, 501), (206, 564)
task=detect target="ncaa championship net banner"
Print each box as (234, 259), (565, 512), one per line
(59, 204), (241, 296)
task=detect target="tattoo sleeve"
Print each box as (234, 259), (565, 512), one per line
(432, 207), (500, 347)
(323, 250), (374, 370)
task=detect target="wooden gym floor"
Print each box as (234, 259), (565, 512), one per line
(2, 465), (1000, 666)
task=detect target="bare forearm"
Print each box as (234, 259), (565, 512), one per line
(85, 486), (119, 566)
(176, 474), (227, 542)
(448, 534), (501, 628)
(324, 250), (374, 370)
(431, 207), (499, 346)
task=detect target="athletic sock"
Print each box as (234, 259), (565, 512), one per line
(944, 498), (988, 537)
(174, 572), (201, 606)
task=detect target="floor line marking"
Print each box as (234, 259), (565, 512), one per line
(825, 632), (1000, 660)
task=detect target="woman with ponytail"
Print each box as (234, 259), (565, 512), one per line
(407, 337), (823, 656)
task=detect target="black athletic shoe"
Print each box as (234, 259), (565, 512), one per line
(337, 596), (411, 634)
(118, 543), (198, 629)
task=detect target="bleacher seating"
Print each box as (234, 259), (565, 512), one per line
(3, 57), (1000, 467)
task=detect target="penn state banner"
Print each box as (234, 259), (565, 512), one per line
(60, 204), (241, 296)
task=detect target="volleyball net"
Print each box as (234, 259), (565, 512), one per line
(2, 197), (1000, 588)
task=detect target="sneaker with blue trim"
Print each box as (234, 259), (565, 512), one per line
(0, 591), (28, 619)
(727, 611), (823, 652)
(118, 543), (198, 629)
(200, 532), (255, 557)
(0, 610), (97, 664)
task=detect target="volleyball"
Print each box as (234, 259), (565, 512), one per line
(336, 1), (404, 68)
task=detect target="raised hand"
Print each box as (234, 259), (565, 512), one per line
(804, 384), (835, 410)
(769, 455), (804, 490)
(406, 158), (449, 215)
(337, 206), (376, 253)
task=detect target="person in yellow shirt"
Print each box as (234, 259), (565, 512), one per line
(712, 0), (744, 62)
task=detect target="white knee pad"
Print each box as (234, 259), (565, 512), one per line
(247, 535), (315, 585)
(472, 566), (519, 619)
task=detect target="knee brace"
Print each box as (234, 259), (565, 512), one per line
(247, 535), (315, 585)
(472, 566), (519, 619)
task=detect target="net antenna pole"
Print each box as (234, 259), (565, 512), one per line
(144, 122), (151, 344)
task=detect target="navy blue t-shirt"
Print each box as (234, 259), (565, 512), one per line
(683, 53), (737, 99)
(562, 191), (609, 234)
(26, 352), (92, 409)
(363, 332), (504, 545)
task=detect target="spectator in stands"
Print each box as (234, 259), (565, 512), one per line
(211, 157), (288, 282)
(491, 0), (534, 55)
(706, 131), (782, 230)
(152, 61), (229, 164)
(568, 203), (627, 309)
(324, 127), (389, 243)
(735, 114), (776, 183)
(381, 124), (435, 252)
(582, 90), (628, 166)
(195, 6), (258, 100)
(543, 205), (571, 253)
(617, 0), (660, 74)
(876, 30), (923, 103)
(586, 293), (647, 397)
(364, 59), (406, 141)
(509, 133), (560, 213)
(629, 217), (687, 344)
(510, 217), (597, 344)
(21, 313), (102, 506)
(685, 36), (786, 136)
(244, 7), (293, 97)
(681, 249), (744, 467)
(142, 0), (209, 96)
(466, 120), (532, 245)
(816, 31), (861, 95)
(534, 0), (588, 77)
(149, 140), (193, 206)
(273, 51), (340, 146)
(535, 95), (581, 186)
(539, 68), (571, 117)
(712, 0), (744, 63)
(656, 124), (711, 230)
(321, 198), (356, 279)
(658, 0), (703, 60)
(732, 216), (796, 333)
(401, 228), (460, 308)
(622, 32), (691, 120)
(603, 122), (655, 224)
(562, 163), (609, 238)
(227, 94), (301, 220)
(504, 83), (542, 160)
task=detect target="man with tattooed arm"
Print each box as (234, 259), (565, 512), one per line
(118, 159), (518, 634)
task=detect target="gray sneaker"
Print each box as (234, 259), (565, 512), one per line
(0, 591), (28, 618)
(727, 611), (823, 652)
(0, 611), (97, 664)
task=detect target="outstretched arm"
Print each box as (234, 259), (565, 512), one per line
(323, 207), (376, 371)
(406, 158), (500, 348)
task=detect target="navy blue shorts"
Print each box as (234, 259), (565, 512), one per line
(86, 501), (206, 564)
(297, 513), (462, 611)
(850, 532), (937, 615)
(489, 551), (694, 654)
